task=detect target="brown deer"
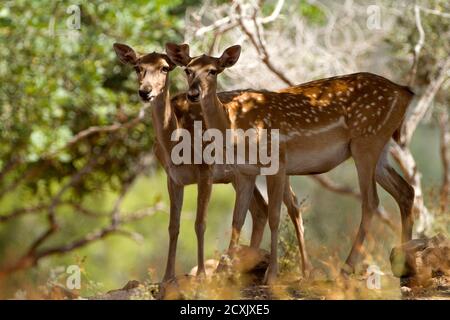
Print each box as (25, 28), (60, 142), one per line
(113, 43), (310, 282)
(166, 43), (415, 284)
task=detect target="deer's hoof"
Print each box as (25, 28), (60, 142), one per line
(196, 269), (207, 280)
(340, 263), (355, 278)
(263, 267), (278, 285)
(162, 274), (176, 284)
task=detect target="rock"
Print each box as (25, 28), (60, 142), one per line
(159, 245), (270, 300)
(390, 234), (450, 287)
(116, 279), (141, 291)
(189, 259), (219, 277)
(217, 245), (270, 283)
(228, 245), (270, 272)
(159, 275), (198, 300)
(400, 286), (412, 295)
(89, 280), (156, 300)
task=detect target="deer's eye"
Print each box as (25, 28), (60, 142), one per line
(161, 66), (170, 73)
(208, 69), (217, 76)
(185, 69), (192, 76)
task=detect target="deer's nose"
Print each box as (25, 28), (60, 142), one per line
(138, 89), (151, 101)
(187, 88), (200, 102)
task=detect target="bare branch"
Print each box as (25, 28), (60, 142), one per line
(402, 57), (450, 146)
(0, 201), (107, 223)
(391, 143), (433, 234)
(0, 204), (48, 223)
(236, 3), (294, 86)
(43, 103), (152, 160)
(419, 6), (450, 19)
(311, 174), (356, 197)
(0, 197), (165, 277)
(64, 201), (109, 218)
(312, 174), (395, 230)
(408, 5), (426, 87)
(194, 15), (233, 38)
(258, 0), (285, 23)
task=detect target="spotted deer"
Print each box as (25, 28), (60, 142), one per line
(166, 43), (415, 284)
(113, 43), (310, 282)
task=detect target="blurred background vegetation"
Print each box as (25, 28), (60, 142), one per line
(0, 0), (448, 298)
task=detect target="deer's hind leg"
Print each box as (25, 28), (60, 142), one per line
(283, 178), (311, 276)
(344, 137), (385, 273)
(264, 171), (286, 285)
(375, 147), (414, 244)
(248, 186), (268, 248)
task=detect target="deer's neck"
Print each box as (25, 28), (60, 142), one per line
(151, 86), (178, 161)
(201, 84), (229, 132)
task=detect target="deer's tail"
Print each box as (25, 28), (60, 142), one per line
(392, 85), (415, 144)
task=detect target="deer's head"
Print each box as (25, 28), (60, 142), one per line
(113, 43), (176, 102)
(166, 43), (241, 103)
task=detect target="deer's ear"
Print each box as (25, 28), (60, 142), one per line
(219, 45), (241, 69)
(113, 43), (138, 65)
(163, 54), (177, 71)
(165, 43), (191, 67)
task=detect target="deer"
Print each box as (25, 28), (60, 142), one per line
(113, 43), (310, 282)
(166, 43), (416, 284)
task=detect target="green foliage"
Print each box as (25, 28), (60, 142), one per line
(278, 214), (301, 274)
(0, 0), (188, 196)
(0, 0), (192, 295)
(298, 1), (326, 25)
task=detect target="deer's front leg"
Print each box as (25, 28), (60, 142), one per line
(163, 177), (184, 283)
(195, 166), (213, 277)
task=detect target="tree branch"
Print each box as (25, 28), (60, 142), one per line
(390, 143), (433, 234)
(312, 174), (395, 230)
(0, 103), (152, 201)
(402, 57), (450, 146)
(407, 5), (426, 87)
(0, 197), (165, 277)
(43, 103), (152, 160)
(236, 3), (294, 86)
(0, 201), (108, 223)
